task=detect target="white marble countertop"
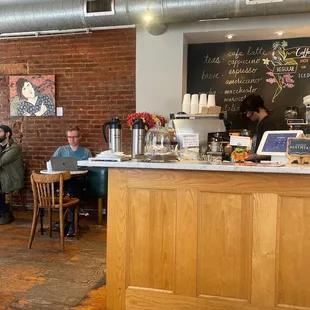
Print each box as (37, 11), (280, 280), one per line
(77, 160), (310, 175)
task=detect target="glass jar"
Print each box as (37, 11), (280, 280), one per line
(284, 106), (299, 121)
(145, 123), (173, 155)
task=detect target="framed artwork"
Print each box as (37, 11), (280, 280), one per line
(9, 75), (55, 116)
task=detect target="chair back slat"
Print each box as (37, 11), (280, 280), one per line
(31, 171), (71, 209)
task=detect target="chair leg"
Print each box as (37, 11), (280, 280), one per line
(98, 198), (103, 225)
(8, 192), (13, 210)
(40, 208), (45, 235)
(74, 206), (79, 240)
(20, 189), (26, 211)
(28, 207), (39, 249)
(59, 208), (65, 252)
(48, 207), (52, 238)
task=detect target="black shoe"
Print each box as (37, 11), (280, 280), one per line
(0, 210), (14, 225)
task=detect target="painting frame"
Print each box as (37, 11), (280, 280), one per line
(9, 75), (55, 117)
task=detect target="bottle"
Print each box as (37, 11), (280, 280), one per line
(103, 117), (122, 152)
(132, 118), (147, 158)
(224, 144), (232, 161)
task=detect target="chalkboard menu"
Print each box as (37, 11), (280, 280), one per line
(187, 37), (310, 129)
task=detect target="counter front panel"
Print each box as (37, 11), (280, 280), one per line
(107, 168), (310, 310)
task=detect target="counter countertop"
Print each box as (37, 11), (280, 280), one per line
(77, 159), (310, 175)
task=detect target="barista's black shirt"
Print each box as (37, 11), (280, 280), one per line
(252, 115), (276, 153)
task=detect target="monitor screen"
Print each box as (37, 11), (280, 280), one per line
(257, 130), (303, 156)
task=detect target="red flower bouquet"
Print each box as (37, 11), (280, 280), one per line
(127, 112), (166, 129)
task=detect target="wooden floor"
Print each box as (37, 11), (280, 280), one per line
(0, 209), (107, 310)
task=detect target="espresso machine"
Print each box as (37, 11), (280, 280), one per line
(171, 114), (226, 156)
(286, 96), (310, 136)
(304, 95), (310, 124)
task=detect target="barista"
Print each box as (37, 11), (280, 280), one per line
(240, 94), (276, 161)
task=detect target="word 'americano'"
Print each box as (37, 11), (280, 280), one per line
(225, 77), (263, 85)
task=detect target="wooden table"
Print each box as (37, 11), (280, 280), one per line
(40, 170), (88, 176)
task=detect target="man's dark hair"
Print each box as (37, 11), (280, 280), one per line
(0, 125), (12, 138)
(240, 94), (266, 114)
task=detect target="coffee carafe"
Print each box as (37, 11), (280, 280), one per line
(103, 117), (122, 152)
(132, 118), (146, 158)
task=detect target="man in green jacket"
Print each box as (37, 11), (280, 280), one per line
(0, 125), (24, 225)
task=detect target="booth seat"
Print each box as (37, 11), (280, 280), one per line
(86, 167), (108, 224)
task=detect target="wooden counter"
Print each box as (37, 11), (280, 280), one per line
(106, 167), (310, 310)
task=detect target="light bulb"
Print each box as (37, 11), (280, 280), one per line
(225, 34), (235, 39)
(275, 31), (284, 36)
(144, 9), (153, 22)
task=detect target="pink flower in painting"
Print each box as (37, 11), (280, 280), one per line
(281, 74), (295, 88)
(266, 72), (276, 84)
(285, 83), (294, 88)
(283, 74), (294, 84)
(266, 78), (276, 84)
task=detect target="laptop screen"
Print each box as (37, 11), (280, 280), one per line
(50, 157), (78, 171)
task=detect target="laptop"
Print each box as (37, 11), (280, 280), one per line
(50, 157), (78, 171)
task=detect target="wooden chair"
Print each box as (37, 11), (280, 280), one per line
(28, 171), (79, 251)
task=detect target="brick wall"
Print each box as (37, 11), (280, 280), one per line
(0, 29), (136, 204)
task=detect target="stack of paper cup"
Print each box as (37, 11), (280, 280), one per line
(199, 93), (207, 113)
(207, 93), (216, 107)
(190, 94), (199, 114)
(181, 94), (191, 114)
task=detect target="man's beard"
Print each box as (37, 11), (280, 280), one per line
(0, 135), (6, 143)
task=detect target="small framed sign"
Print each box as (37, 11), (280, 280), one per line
(286, 134), (310, 165)
(230, 135), (251, 147)
(182, 133), (199, 148)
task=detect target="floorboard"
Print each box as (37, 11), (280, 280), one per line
(0, 210), (107, 310)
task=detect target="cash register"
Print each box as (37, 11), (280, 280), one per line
(257, 130), (303, 163)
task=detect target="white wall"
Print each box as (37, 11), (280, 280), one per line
(136, 13), (310, 119)
(136, 25), (185, 119)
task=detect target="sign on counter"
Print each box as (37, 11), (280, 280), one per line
(286, 135), (310, 165)
(230, 135), (251, 147)
(182, 133), (199, 148)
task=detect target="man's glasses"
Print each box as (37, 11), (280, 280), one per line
(67, 136), (79, 139)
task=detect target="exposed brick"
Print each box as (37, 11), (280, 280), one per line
(0, 29), (136, 204)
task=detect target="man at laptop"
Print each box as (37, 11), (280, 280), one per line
(53, 125), (92, 160)
(240, 94), (276, 162)
(53, 125), (92, 235)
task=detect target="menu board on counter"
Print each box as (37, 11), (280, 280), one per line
(187, 37), (310, 129)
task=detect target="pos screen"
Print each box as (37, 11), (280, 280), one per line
(257, 130), (303, 156)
